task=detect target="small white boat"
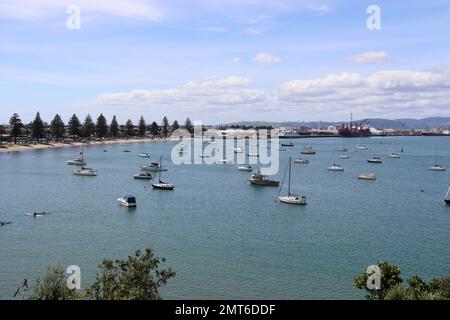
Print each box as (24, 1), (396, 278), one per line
(358, 172), (376, 180)
(123, 149), (131, 153)
(67, 149), (86, 166)
(234, 147), (244, 154)
(133, 172), (153, 179)
(337, 147), (348, 152)
(294, 158), (309, 164)
(152, 181), (175, 190)
(278, 157), (307, 205)
(356, 145), (369, 150)
(328, 163), (344, 171)
(389, 153), (400, 158)
(141, 161), (168, 172)
(367, 157), (383, 164)
(340, 154), (349, 159)
(429, 164), (446, 171)
(139, 152), (150, 158)
(238, 165), (253, 171)
(73, 167), (97, 176)
(248, 153), (260, 157)
(280, 141), (294, 147)
(301, 146), (316, 155)
(117, 195), (137, 207)
(219, 158), (232, 164)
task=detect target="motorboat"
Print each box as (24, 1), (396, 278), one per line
(340, 154), (349, 159)
(123, 149), (131, 153)
(278, 157), (306, 205)
(139, 152), (150, 158)
(117, 195), (137, 207)
(356, 145), (369, 150)
(301, 146), (316, 155)
(133, 171), (153, 180)
(367, 157), (383, 164)
(248, 153), (260, 157)
(358, 172), (376, 180)
(429, 164), (446, 171)
(337, 147), (348, 152)
(280, 141), (294, 147)
(73, 167), (97, 176)
(389, 153), (400, 158)
(328, 163), (344, 171)
(444, 186), (450, 205)
(219, 158), (232, 164)
(294, 158), (309, 164)
(238, 165), (253, 171)
(141, 160), (168, 172)
(234, 147), (244, 154)
(248, 170), (279, 186)
(66, 149), (86, 166)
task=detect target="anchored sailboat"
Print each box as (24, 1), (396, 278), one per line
(151, 157), (174, 190)
(278, 157), (307, 205)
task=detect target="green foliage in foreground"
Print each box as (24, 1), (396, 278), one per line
(354, 261), (450, 300)
(28, 246), (175, 300)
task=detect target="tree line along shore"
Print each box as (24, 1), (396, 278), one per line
(0, 112), (195, 152)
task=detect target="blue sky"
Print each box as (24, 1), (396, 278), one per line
(1, 0), (450, 124)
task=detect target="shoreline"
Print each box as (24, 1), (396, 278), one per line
(0, 137), (170, 154)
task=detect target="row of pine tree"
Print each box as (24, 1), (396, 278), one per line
(2, 112), (194, 144)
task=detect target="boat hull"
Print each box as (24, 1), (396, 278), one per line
(152, 183), (175, 190)
(444, 199), (450, 205)
(279, 196), (307, 205)
(248, 179), (279, 186)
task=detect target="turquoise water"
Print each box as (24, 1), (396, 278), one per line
(0, 136), (449, 299)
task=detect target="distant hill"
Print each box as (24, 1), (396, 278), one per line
(221, 117), (450, 129)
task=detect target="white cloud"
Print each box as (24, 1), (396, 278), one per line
(252, 53), (282, 64)
(0, 0), (163, 21)
(96, 77), (267, 112)
(203, 26), (228, 32)
(242, 28), (264, 35)
(276, 66), (450, 118)
(346, 51), (392, 64)
(231, 57), (241, 64)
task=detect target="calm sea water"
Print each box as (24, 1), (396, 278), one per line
(0, 136), (449, 299)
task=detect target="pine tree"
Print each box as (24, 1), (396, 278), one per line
(125, 119), (135, 137)
(171, 120), (180, 133)
(68, 114), (81, 138)
(82, 114), (96, 138)
(110, 115), (119, 139)
(138, 116), (147, 138)
(150, 121), (159, 137)
(96, 114), (108, 139)
(184, 117), (193, 135)
(50, 114), (66, 142)
(162, 116), (170, 137)
(32, 112), (45, 142)
(9, 113), (23, 144)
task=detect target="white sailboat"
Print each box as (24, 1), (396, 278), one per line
(444, 186), (450, 205)
(151, 157), (175, 190)
(278, 157), (307, 205)
(66, 146), (86, 166)
(429, 149), (446, 171)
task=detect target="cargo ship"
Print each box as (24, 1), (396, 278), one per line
(338, 115), (371, 138)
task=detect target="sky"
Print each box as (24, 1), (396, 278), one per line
(0, 0), (450, 124)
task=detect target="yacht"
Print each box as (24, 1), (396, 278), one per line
(66, 150), (86, 166)
(328, 163), (344, 171)
(389, 153), (400, 158)
(117, 195), (137, 207)
(133, 171), (153, 180)
(278, 157), (307, 205)
(429, 164), (446, 171)
(301, 146), (316, 155)
(151, 157), (175, 190)
(358, 172), (376, 180)
(444, 186), (450, 205)
(248, 170), (279, 186)
(294, 158), (309, 164)
(139, 152), (150, 158)
(367, 157), (383, 164)
(141, 160), (168, 172)
(238, 165), (253, 171)
(73, 167), (97, 176)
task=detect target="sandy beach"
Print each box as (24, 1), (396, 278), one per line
(0, 137), (169, 154)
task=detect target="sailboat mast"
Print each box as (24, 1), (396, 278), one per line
(288, 157), (291, 196)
